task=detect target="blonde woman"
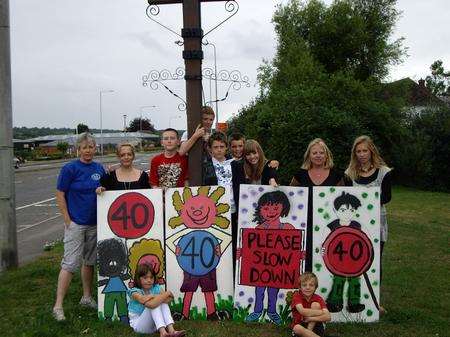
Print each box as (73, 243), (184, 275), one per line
(96, 142), (149, 192)
(290, 138), (344, 272)
(345, 136), (392, 287)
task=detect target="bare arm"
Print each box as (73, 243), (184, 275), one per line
(144, 291), (173, 309)
(295, 304), (324, 317)
(178, 125), (205, 156)
(304, 309), (331, 322)
(56, 190), (71, 227)
(131, 292), (156, 305)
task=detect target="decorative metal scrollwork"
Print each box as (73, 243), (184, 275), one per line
(146, 1), (182, 38)
(142, 68), (186, 111)
(142, 66), (250, 110)
(203, 1), (239, 38)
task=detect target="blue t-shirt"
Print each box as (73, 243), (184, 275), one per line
(57, 159), (105, 226)
(102, 276), (128, 293)
(128, 284), (161, 315)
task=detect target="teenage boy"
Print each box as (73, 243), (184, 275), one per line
(325, 191), (365, 313)
(149, 128), (188, 189)
(179, 106), (215, 156)
(291, 272), (331, 337)
(203, 132), (241, 275)
(228, 133), (245, 162)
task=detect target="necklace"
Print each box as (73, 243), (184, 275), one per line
(360, 164), (374, 173)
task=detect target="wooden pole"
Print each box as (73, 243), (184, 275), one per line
(0, 0), (18, 271)
(182, 0), (203, 186)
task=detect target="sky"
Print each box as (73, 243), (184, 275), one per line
(9, 0), (450, 131)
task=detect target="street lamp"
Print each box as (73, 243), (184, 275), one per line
(123, 114), (128, 132)
(203, 40), (218, 128)
(99, 89), (114, 156)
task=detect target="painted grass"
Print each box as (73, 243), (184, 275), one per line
(0, 186), (448, 337)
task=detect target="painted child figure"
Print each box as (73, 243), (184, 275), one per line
(128, 264), (186, 337)
(245, 191), (295, 325)
(325, 191), (365, 313)
(291, 272), (331, 337)
(166, 186), (232, 321)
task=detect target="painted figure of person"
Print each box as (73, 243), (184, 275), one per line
(97, 238), (130, 323)
(244, 191), (294, 325)
(166, 186), (232, 320)
(325, 191), (365, 313)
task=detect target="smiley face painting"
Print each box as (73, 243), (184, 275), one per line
(165, 186), (233, 321)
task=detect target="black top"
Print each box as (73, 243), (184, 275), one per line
(351, 169), (392, 205)
(293, 168), (344, 187)
(100, 170), (150, 191)
(292, 168), (344, 272)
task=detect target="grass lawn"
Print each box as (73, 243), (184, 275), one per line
(0, 186), (448, 337)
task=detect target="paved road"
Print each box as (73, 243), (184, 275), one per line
(15, 153), (155, 265)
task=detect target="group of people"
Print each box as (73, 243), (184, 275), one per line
(52, 106), (391, 337)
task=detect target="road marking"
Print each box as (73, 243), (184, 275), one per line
(34, 203), (58, 207)
(15, 180), (23, 184)
(37, 175), (57, 180)
(16, 197), (56, 210)
(17, 214), (61, 233)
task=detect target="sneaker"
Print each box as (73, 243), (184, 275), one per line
(267, 311), (282, 325)
(347, 303), (365, 313)
(52, 307), (66, 321)
(79, 296), (97, 309)
(245, 311), (262, 322)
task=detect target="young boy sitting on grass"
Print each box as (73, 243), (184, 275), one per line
(290, 272), (331, 337)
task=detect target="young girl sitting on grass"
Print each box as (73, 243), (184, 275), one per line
(128, 264), (186, 337)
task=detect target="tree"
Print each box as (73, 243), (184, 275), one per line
(272, 0), (406, 81)
(425, 60), (450, 96)
(56, 142), (69, 157)
(76, 123), (89, 134)
(228, 0), (407, 184)
(127, 117), (156, 133)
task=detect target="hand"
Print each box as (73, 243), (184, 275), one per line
(63, 216), (71, 229)
(303, 316), (312, 322)
(215, 244), (221, 257)
(194, 124), (206, 139)
(175, 245), (181, 256)
(268, 160), (279, 169)
(269, 178), (278, 187)
(96, 186), (106, 195)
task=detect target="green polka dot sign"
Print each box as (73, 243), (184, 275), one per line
(312, 187), (381, 323)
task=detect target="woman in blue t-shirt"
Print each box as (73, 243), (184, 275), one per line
(52, 133), (106, 321)
(128, 263), (185, 337)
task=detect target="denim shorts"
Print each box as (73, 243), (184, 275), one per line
(61, 221), (97, 273)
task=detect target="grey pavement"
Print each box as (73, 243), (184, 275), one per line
(15, 152), (157, 266)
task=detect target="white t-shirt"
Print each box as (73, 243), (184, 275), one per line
(212, 157), (235, 213)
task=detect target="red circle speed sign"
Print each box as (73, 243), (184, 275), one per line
(107, 192), (155, 239)
(322, 226), (374, 277)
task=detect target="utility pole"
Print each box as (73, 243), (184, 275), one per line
(0, 0), (18, 271)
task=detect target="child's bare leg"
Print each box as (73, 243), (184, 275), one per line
(307, 302), (321, 330)
(293, 324), (319, 337)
